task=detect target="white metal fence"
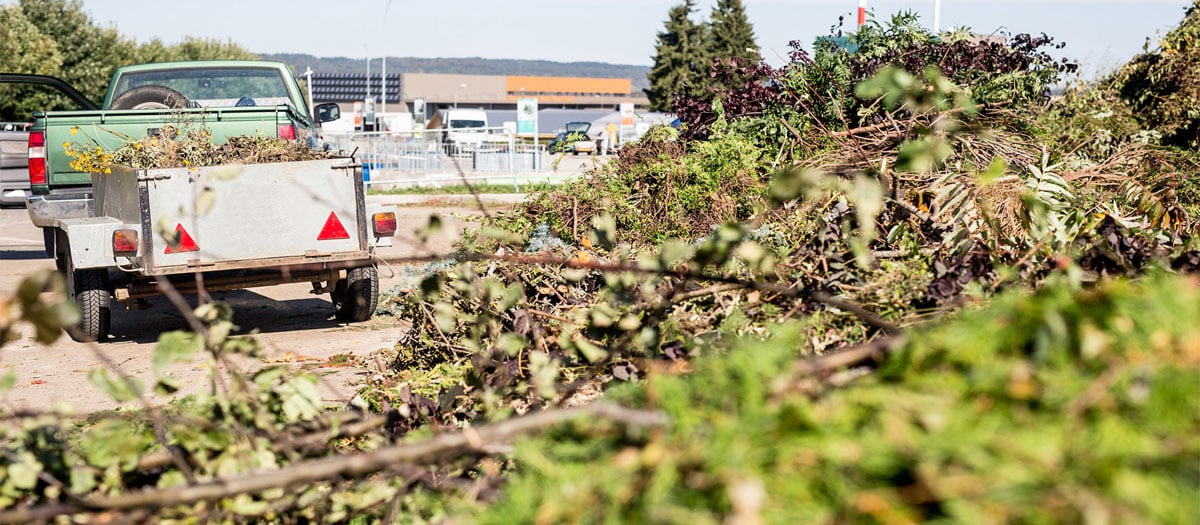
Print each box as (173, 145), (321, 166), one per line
(323, 127), (554, 189)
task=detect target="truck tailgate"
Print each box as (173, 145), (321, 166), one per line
(98, 159), (367, 275)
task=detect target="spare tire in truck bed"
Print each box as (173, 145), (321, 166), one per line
(110, 85), (190, 110)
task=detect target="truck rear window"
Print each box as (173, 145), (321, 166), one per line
(111, 68), (293, 110)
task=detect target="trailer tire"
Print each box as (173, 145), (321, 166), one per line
(332, 266), (378, 322)
(68, 267), (111, 342)
(52, 228), (68, 273)
(110, 85), (190, 110)
(42, 228), (54, 258)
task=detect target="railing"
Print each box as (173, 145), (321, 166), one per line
(323, 127), (554, 190)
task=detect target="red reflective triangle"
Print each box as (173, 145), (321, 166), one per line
(164, 223), (199, 253)
(317, 212), (351, 240)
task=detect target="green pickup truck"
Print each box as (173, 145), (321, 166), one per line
(20, 60), (340, 244)
(3, 61), (398, 342)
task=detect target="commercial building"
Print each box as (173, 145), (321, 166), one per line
(310, 72), (649, 121)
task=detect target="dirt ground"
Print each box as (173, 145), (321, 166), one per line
(0, 199), (503, 413)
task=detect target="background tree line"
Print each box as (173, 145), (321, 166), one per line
(646, 0), (758, 112)
(0, 0), (256, 120)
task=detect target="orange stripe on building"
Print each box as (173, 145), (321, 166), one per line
(505, 76), (631, 95)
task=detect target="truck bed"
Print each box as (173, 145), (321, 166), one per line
(34, 105), (305, 191)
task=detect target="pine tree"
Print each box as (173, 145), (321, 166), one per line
(646, 0), (707, 112)
(708, 0), (759, 67)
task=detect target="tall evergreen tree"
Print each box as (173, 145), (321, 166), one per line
(646, 0), (707, 112)
(708, 0), (759, 67)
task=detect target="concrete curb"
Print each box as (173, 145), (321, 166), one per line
(367, 193), (528, 206)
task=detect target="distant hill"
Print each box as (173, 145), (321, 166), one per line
(262, 53), (651, 92)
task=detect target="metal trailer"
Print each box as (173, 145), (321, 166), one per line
(54, 158), (396, 342)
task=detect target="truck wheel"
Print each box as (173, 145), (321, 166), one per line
(332, 266), (378, 322)
(67, 265), (111, 342)
(110, 85), (190, 110)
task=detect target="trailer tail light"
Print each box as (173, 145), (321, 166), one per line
(112, 229), (138, 256)
(372, 211), (397, 236)
(28, 131), (46, 185)
(277, 124), (297, 140)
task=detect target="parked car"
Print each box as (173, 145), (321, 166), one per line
(0, 122), (32, 207)
(548, 121), (596, 155)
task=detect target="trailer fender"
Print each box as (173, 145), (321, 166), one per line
(60, 217), (138, 269)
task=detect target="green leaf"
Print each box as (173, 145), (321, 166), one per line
(499, 283), (524, 312)
(0, 369), (16, 394)
(976, 157), (1010, 186)
(589, 214), (618, 250)
(574, 336), (608, 363)
(70, 467), (97, 494)
(195, 187), (216, 217)
(896, 137), (953, 173)
(433, 302), (458, 333)
(81, 419), (155, 471)
(156, 470), (187, 489)
(276, 374), (322, 423)
(153, 331), (201, 380)
(418, 214), (443, 244)
(768, 166), (823, 204)
(87, 369), (141, 403)
(529, 351), (559, 399)
(228, 493), (270, 516)
(479, 226), (524, 244)
(497, 333), (526, 356)
(208, 165), (245, 181)
(420, 274), (445, 300)
(6, 454), (40, 490)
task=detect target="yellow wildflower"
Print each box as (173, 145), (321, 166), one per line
(69, 126), (79, 135)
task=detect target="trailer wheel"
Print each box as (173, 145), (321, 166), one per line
(110, 85), (190, 110)
(332, 266), (378, 322)
(67, 264), (111, 342)
(42, 228), (54, 258)
(52, 228), (68, 273)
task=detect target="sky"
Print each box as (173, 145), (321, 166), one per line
(29, 1), (1199, 79)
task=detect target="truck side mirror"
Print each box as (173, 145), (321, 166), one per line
(314, 103), (341, 124)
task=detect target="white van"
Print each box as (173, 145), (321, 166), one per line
(432, 109), (489, 153)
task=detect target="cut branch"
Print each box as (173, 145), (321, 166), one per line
(0, 403), (666, 524)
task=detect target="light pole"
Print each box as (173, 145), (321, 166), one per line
(455, 83), (466, 108)
(933, 0), (942, 33)
(381, 1), (392, 115)
(303, 67), (314, 119)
